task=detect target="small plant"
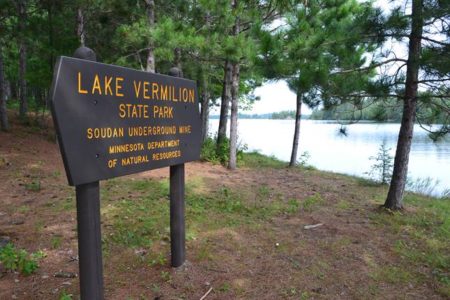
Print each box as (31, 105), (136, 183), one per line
(297, 151), (311, 167)
(160, 270), (172, 282)
(151, 283), (160, 293)
(200, 136), (230, 165)
(218, 282), (231, 292)
(302, 193), (324, 211)
(367, 141), (393, 184)
(286, 199), (300, 214)
(200, 137), (221, 164)
(442, 188), (450, 199)
(25, 180), (41, 191)
(148, 252), (166, 267)
(406, 177), (440, 196)
(0, 243), (44, 275)
(200, 136), (246, 166)
(59, 290), (73, 300)
(51, 236), (62, 249)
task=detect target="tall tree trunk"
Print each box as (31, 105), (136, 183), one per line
(289, 91), (303, 167)
(18, 0), (27, 119)
(217, 60), (232, 148)
(77, 8), (85, 47)
(0, 49), (9, 131)
(200, 74), (210, 143)
(228, 62), (240, 170)
(200, 11), (211, 143)
(228, 7), (240, 170)
(145, 0), (155, 73)
(384, 0), (423, 210)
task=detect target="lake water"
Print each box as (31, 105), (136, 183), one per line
(209, 119), (450, 196)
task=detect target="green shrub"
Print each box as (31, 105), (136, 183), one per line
(367, 141), (393, 184)
(200, 137), (221, 164)
(0, 243), (44, 275)
(200, 136), (246, 165)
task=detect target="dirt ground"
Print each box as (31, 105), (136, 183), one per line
(0, 120), (447, 300)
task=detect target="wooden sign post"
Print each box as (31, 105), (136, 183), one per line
(50, 47), (201, 299)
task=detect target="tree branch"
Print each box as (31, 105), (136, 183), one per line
(331, 58), (408, 75)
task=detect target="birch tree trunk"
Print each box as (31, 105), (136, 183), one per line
(145, 0), (155, 73)
(228, 62), (240, 170)
(0, 48), (9, 131)
(289, 91), (303, 167)
(200, 74), (210, 143)
(384, 0), (423, 210)
(228, 7), (240, 170)
(200, 11), (211, 143)
(77, 8), (85, 47)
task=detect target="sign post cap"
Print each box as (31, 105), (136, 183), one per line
(73, 46), (96, 61)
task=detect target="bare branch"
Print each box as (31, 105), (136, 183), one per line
(331, 58), (408, 75)
(416, 78), (450, 83)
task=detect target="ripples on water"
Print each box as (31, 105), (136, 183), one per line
(209, 119), (450, 196)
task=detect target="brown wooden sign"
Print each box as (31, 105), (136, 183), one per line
(50, 56), (201, 186)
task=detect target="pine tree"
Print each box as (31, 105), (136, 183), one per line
(259, 0), (375, 167)
(325, 0), (449, 209)
(358, 0), (450, 209)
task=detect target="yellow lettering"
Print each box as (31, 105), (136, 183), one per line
(119, 104), (149, 118)
(182, 88), (188, 102)
(104, 76), (113, 95)
(78, 72), (88, 94)
(188, 89), (194, 103)
(119, 103), (126, 118)
(172, 86), (178, 101)
(179, 125), (191, 134)
(91, 74), (102, 95)
(133, 81), (141, 98)
(87, 128), (93, 139)
(160, 85), (168, 100)
(143, 82), (150, 99)
(152, 83), (159, 100)
(131, 105), (138, 118)
(116, 77), (124, 97)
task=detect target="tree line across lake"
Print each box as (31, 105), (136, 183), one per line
(0, 0), (449, 210)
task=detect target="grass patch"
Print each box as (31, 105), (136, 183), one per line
(356, 177), (382, 187)
(371, 265), (415, 284)
(336, 200), (351, 210)
(51, 235), (62, 249)
(25, 180), (41, 191)
(302, 193), (324, 212)
(370, 194), (450, 296)
(50, 196), (75, 212)
(238, 151), (286, 169)
(217, 282), (231, 292)
(286, 199), (300, 214)
(147, 252), (167, 267)
(17, 205), (30, 213)
(102, 176), (304, 251)
(196, 239), (214, 261)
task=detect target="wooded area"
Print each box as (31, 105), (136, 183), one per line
(0, 0), (449, 210)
